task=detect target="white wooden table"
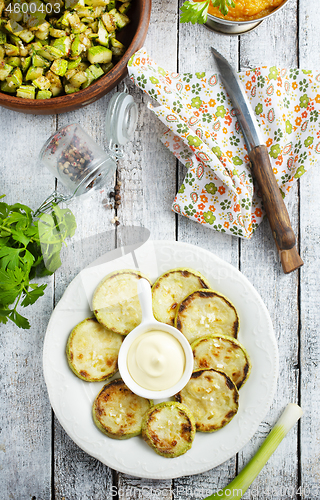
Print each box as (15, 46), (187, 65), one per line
(1, 0), (320, 498)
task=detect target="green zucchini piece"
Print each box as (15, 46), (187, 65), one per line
(92, 270), (151, 335)
(19, 29), (34, 43)
(33, 75), (51, 89)
(36, 89), (52, 98)
(46, 69), (63, 95)
(5, 19), (24, 35)
(64, 82), (80, 93)
(175, 369), (239, 432)
(152, 268), (210, 326)
(119, 2), (130, 14)
(64, 67), (77, 80)
(108, 8), (129, 29)
(6, 66), (22, 87)
(49, 27), (67, 38)
(0, 31), (7, 44)
(106, 0), (116, 11)
(69, 69), (87, 87)
(0, 61), (13, 82)
(26, 65), (43, 80)
(82, 66), (95, 88)
(92, 379), (153, 439)
(4, 43), (19, 56)
(88, 62), (103, 78)
(110, 37), (125, 58)
(5, 56), (20, 67)
(0, 80), (16, 92)
(101, 12), (115, 32)
(82, 63), (103, 88)
(70, 35), (83, 56)
(97, 19), (109, 46)
(66, 317), (123, 381)
(50, 58), (68, 76)
(68, 13), (82, 32)
(16, 85), (35, 99)
(20, 56), (31, 72)
(142, 402), (196, 457)
(175, 289), (239, 344)
(67, 56), (81, 69)
(191, 334), (251, 390)
(100, 61), (113, 73)
(87, 44), (112, 64)
(37, 45), (64, 60)
(32, 54), (49, 67)
(52, 36), (71, 56)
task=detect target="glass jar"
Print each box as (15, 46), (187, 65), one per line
(40, 123), (116, 197)
(38, 86), (138, 210)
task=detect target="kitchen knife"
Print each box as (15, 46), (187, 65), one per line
(211, 47), (303, 274)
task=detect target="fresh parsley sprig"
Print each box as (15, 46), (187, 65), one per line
(0, 195), (76, 329)
(180, 0), (235, 24)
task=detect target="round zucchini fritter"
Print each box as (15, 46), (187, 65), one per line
(175, 369), (239, 432)
(152, 268), (211, 326)
(66, 317), (123, 382)
(141, 402), (196, 457)
(92, 379), (153, 439)
(175, 289), (239, 344)
(192, 334), (251, 389)
(92, 270), (151, 335)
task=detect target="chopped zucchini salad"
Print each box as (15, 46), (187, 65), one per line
(0, 0), (131, 98)
(66, 268), (251, 457)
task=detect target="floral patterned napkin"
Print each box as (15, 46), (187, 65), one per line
(128, 48), (320, 239)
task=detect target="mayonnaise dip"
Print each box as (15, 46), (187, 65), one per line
(127, 330), (186, 391)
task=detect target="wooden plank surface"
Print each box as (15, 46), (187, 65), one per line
(0, 115), (55, 499)
(1, 0), (320, 498)
(299, 0), (320, 498)
(237, 3), (300, 499)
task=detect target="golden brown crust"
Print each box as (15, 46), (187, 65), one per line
(93, 379), (152, 439)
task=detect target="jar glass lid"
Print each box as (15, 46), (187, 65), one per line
(105, 86), (138, 155)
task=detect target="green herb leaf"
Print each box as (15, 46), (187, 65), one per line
(180, 0), (209, 24)
(0, 246), (22, 270)
(0, 309), (11, 324)
(8, 310), (31, 329)
(21, 284), (47, 307)
(0, 195), (76, 329)
(211, 0), (235, 16)
(180, 0), (235, 24)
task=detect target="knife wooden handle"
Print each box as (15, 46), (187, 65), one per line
(248, 145), (303, 274)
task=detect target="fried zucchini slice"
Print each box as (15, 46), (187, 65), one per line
(92, 379), (152, 439)
(92, 269), (151, 335)
(175, 289), (239, 344)
(66, 317), (123, 382)
(152, 268), (211, 326)
(175, 369), (239, 432)
(192, 334), (251, 389)
(141, 402), (196, 458)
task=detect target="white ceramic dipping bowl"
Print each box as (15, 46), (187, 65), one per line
(118, 279), (193, 400)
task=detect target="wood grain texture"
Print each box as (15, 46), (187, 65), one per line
(0, 112), (55, 499)
(238, 5), (300, 498)
(174, 15), (239, 497)
(53, 96), (118, 499)
(116, 0), (178, 495)
(299, 1), (320, 498)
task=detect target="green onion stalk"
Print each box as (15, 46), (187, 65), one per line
(203, 403), (303, 500)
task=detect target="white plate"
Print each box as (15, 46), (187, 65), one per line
(43, 240), (278, 479)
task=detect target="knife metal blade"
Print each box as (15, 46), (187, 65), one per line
(211, 46), (303, 274)
(211, 47), (263, 152)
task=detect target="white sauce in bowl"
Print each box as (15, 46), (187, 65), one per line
(127, 330), (186, 391)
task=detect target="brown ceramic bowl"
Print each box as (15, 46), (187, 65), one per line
(0, 0), (151, 115)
